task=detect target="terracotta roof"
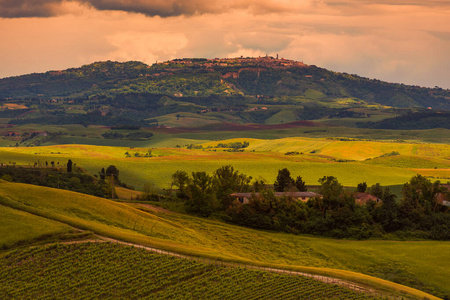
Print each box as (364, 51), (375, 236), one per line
(230, 192), (321, 198)
(354, 193), (381, 203)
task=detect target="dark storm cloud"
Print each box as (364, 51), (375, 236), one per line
(0, 0), (291, 18)
(0, 0), (62, 18)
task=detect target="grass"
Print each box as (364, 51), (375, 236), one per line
(115, 186), (144, 200)
(264, 109), (297, 125)
(155, 112), (228, 128)
(363, 155), (450, 169)
(0, 204), (75, 249)
(303, 89), (326, 99)
(0, 181), (447, 299)
(239, 137), (450, 161)
(0, 145), (420, 190)
(1, 139), (446, 190)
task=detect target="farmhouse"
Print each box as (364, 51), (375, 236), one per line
(354, 193), (382, 205)
(230, 192), (322, 204)
(5, 132), (20, 137)
(437, 184), (450, 207)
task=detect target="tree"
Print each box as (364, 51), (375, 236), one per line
(104, 165), (119, 199)
(377, 188), (400, 232)
(401, 175), (443, 214)
(357, 182), (367, 193)
(213, 165), (252, 210)
(317, 176), (346, 215)
(185, 172), (218, 217)
(171, 170), (190, 199)
(67, 159), (73, 173)
(295, 176), (307, 192)
(368, 183), (383, 198)
(253, 178), (267, 192)
(274, 168), (294, 192)
(318, 176), (343, 201)
(99, 168), (106, 180)
(105, 165), (119, 182)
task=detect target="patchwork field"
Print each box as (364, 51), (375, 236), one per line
(0, 181), (447, 299)
(1, 136), (448, 190)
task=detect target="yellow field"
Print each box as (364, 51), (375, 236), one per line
(1, 137), (448, 190)
(1, 103), (28, 110)
(225, 137), (450, 161)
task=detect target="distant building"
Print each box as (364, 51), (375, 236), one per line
(354, 193), (382, 205)
(5, 132), (20, 137)
(230, 192), (322, 204)
(437, 184), (450, 207)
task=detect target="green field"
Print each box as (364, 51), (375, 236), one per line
(0, 181), (446, 299)
(0, 243), (382, 299)
(1, 136), (448, 190)
(0, 205), (76, 248)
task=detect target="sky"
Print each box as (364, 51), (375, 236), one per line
(0, 0), (449, 89)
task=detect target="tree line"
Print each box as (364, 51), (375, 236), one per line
(0, 161), (131, 199)
(170, 166), (450, 240)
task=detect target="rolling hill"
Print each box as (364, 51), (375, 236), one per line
(0, 57), (449, 130)
(0, 181), (447, 299)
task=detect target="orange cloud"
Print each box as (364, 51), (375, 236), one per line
(0, 0), (297, 18)
(0, 0), (449, 88)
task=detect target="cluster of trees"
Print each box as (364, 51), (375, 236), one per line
(236, 174), (449, 239)
(98, 165), (134, 195)
(273, 168), (307, 192)
(102, 131), (154, 140)
(0, 161), (108, 197)
(214, 141), (249, 149)
(170, 166), (449, 240)
(0, 161), (136, 200)
(358, 111), (450, 130)
(171, 165), (252, 217)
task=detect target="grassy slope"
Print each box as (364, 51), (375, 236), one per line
(0, 204), (75, 248)
(0, 181), (446, 299)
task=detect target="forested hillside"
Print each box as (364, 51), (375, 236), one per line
(0, 57), (449, 128)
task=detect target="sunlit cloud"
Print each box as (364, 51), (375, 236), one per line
(0, 0), (449, 88)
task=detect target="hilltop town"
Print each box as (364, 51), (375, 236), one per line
(157, 55), (308, 69)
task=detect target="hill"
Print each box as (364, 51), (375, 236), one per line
(0, 57), (449, 130)
(0, 181), (447, 299)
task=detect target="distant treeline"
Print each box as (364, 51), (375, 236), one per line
(9, 113), (147, 127)
(102, 131), (153, 141)
(358, 111), (450, 129)
(0, 165), (108, 197)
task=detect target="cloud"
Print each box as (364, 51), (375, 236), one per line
(1, 0), (449, 88)
(2, 0), (449, 19)
(0, 0), (297, 18)
(0, 0), (64, 18)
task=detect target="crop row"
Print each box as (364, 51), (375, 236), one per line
(0, 243), (383, 299)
